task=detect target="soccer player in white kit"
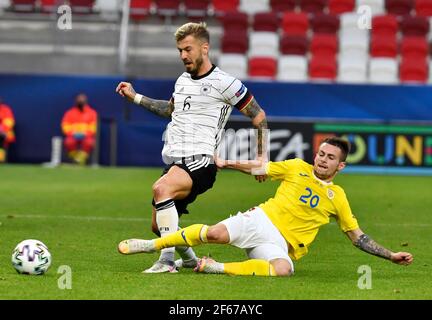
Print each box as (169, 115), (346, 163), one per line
(116, 22), (268, 273)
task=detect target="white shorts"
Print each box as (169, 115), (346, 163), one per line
(220, 207), (294, 272)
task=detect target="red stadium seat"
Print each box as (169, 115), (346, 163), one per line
(400, 15), (430, 36)
(130, 0), (152, 21)
(400, 36), (428, 60)
(212, 0), (238, 16)
(40, 0), (56, 13)
(310, 13), (340, 35)
(154, 0), (181, 18)
(415, 0), (432, 17)
(184, 0), (210, 19)
(309, 55), (337, 80)
(280, 35), (309, 55)
(222, 11), (249, 34)
(385, 0), (414, 16)
(253, 12), (279, 32)
(69, 0), (95, 13)
(270, 0), (297, 13)
(400, 57), (428, 83)
(371, 14), (399, 37)
(299, 0), (327, 14)
(221, 31), (248, 53)
(11, 0), (37, 12)
(281, 11), (309, 36)
(370, 35), (398, 57)
(328, 0), (355, 14)
(248, 57), (278, 79)
(310, 34), (338, 57)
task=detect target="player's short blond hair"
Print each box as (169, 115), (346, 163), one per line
(175, 22), (210, 43)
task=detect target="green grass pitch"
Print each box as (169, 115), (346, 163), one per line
(0, 164), (430, 300)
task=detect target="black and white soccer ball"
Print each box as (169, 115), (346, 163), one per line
(11, 239), (52, 275)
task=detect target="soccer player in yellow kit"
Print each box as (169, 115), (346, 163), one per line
(118, 137), (413, 276)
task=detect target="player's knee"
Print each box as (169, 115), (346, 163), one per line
(271, 260), (293, 277)
(206, 224), (229, 243)
(152, 182), (169, 200)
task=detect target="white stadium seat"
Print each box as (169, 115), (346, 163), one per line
(339, 30), (370, 61)
(356, 0), (385, 16)
(218, 54), (248, 80)
(277, 55), (308, 82)
(248, 31), (279, 59)
(369, 58), (399, 84)
(338, 56), (368, 83)
(239, 0), (270, 15)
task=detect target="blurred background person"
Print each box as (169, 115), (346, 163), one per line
(0, 97), (15, 163)
(61, 93), (98, 165)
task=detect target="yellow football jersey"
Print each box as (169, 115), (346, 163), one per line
(259, 158), (359, 260)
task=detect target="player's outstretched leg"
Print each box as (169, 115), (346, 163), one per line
(118, 239), (156, 254)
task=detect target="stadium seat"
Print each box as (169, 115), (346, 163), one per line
(371, 14), (399, 37)
(253, 12), (279, 32)
(310, 13), (340, 35)
(69, 0), (95, 14)
(309, 55), (338, 81)
(221, 31), (249, 53)
(415, 0), (432, 17)
(129, 0), (152, 21)
(340, 12), (368, 34)
(221, 11), (249, 34)
(248, 57), (277, 79)
(370, 34), (398, 57)
(400, 36), (428, 60)
(11, 0), (36, 12)
(385, 0), (414, 16)
(218, 54), (248, 79)
(328, 0), (355, 14)
(356, 0), (385, 15)
(339, 30), (369, 60)
(239, 0), (270, 15)
(299, 0), (327, 13)
(280, 34), (309, 55)
(277, 55), (308, 82)
(281, 11), (309, 36)
(369, 58), (399, 83)
(154, 0), (181, 20)
(249, 32), (279, 58)
(338, 56), (368, 83)
(400, 15), (430, 36)
(40, 0), (56, 13)
(184, 0), (210, 19)
(310, 34), (338, 57)
(400, 57), (428, 83)
(212, 0), (239, 16)
(270, 0), (296, 14)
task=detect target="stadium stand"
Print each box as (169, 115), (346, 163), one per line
(211, 0), (239, 16)
(218, 53), (247, 79)
(299, 0), (327, 14)
(369, 58), (399, 83)
(281, 11), (310, 36)
(252, 11), (279, 32)
(280, 34), (309, 55)
(277, 55), (308, 82)
(310, 13), (340, 34)
(415, 0), (432, 17)
(338, 55), (368, 83)
(385, 0), (414, 16)
(248, 56), (277, 79)
(356, 0), (385, 16)
(239, 0), (270, 16)
(328, 0), (355, 14)
(270, 0), (296, 14)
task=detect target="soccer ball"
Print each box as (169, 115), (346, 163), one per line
(11, 239), (52, 275)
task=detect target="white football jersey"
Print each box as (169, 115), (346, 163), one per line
(162, 65), (252, 159)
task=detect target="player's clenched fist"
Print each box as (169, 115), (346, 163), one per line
(116, 82), (136, 101)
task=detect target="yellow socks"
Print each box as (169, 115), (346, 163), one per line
(154, 224), (209, 250)
(223, 259), (276, 276)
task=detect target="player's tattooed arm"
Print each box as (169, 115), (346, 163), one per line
(137, 96), (174, 118)
(116, 81), (173, 118)
(241, 98), (268, 156)
(354, 234), (392, 260)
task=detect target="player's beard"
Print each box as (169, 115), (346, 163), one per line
(185, 55), (204, 77)
(313, 167), (337, 182)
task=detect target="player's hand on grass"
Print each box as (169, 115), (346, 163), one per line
(391, 252), (413, 265)
(254, 175), (267, 183)
(116, 82), (136, 102)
